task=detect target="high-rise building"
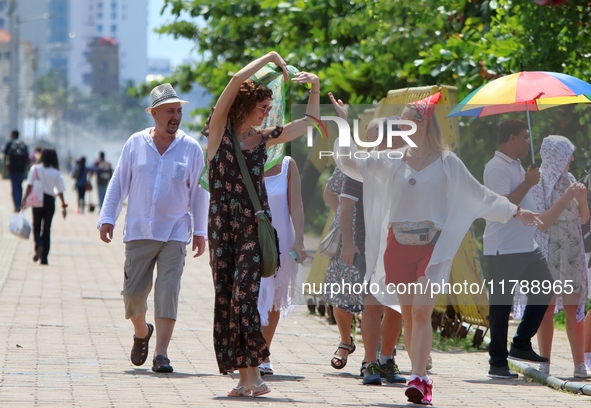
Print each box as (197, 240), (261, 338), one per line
(8, 0), (146, 93)
(69, 0), (147, 92)
(0, 28), (37, 138)
(88, 36), (119, 97)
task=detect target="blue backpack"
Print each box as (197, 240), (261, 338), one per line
(7, 140), (28, 172)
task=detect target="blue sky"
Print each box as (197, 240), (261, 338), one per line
(147, 0), (199, 67)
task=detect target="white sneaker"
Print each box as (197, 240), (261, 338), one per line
(574, 363), (588, 378)
(258, 361), (274, 376)
(538, 362), (549, 375)
(584, 352), (591, 372)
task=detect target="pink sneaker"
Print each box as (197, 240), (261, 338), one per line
(405, 378), (425, 403)
(421, 379), (433, 405)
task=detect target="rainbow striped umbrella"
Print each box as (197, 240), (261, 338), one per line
(448, 71), (591, 163)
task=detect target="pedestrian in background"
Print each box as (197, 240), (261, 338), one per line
(29, 146), (42, 167)
(3, 130), (30, 212)
(72, 157), (90, 214)
(89, 151), (113, 208)
(483, 119), (553, 380)
(21, 148), (68, 265)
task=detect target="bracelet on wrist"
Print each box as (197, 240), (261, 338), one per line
(513, 205), (521, 218)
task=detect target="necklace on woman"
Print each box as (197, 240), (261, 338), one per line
(238, 128), (253, 147)
(406, 148), (432, 185)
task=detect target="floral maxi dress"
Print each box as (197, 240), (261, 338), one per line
(206, 122), (283, 374)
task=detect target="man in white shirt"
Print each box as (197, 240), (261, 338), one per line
(483, 119), (552, 379)
(98, 84), (208, 373)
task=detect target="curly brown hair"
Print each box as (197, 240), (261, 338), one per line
(228, 80), (273, 129)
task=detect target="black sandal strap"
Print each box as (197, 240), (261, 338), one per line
(337, 336), (356, 354)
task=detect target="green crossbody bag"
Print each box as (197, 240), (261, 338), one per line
(231, 132), (280, 278)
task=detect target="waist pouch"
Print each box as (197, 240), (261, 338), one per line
(391, 221), (441, 246)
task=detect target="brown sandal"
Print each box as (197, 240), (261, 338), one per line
(130, 323), (154, 366)
(330, 336), (356, 370)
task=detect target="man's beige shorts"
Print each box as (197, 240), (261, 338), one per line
(122, 240), (186, 320)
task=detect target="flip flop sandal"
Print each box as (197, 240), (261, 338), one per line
(251, 382), (271, 397)
(330, 336), (356, 370)
(130, 323), (154, 366)
(227, 386), (250, 397)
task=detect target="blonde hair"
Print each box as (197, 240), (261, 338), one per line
(406, 104), (448, 152)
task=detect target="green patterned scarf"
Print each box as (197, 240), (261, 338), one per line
(199, 63), (299, 191)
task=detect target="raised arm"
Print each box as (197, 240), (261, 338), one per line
(208, 51), (288, 159)
(267, 72), (320, 147)
(536, 182), (586, 231)
(576, 184), (590, 224)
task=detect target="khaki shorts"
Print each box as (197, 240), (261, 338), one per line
(122, 240), (186, 320)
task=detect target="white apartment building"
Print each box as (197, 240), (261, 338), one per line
(69, 0), (147, 93)
(2, 0), (147, 93)
(0, 29), (37, 138)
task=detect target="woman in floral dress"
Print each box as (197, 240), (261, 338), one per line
(322, 167), (365, 370)
(203, 51), (319, 397)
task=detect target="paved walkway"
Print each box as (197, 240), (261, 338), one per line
(0, 177), (589, 407)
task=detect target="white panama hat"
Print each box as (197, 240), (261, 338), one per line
(145, 83), (188, 113)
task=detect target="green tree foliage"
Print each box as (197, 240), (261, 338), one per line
(153, 0), (591, 235)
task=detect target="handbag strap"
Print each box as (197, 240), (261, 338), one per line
(230, 130), (264, 214)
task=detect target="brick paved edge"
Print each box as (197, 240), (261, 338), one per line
(0, 205), (19, 294)
(509, 359), (591, 396)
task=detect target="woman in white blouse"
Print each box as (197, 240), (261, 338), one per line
(22, 148), (67, 265)
(331, 92), (541, 405)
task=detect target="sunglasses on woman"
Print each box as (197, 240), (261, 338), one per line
(255, 105), (273, 114)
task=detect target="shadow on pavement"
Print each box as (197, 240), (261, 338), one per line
(463, 378), (542, 387)
(123, 369), (218, 378)
(258, 374), (306, 381)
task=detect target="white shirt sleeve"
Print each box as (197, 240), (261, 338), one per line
(26, 165), (36, 186)
(189, 146), (209, 237)
(97, 141), (132, 229)
(55, 173), (66, 194)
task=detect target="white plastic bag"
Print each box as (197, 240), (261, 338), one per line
(9, 212), (31, 240)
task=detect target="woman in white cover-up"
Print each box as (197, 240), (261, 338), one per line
(331, 92), (541, 405)
(258, 156), (306, 375)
